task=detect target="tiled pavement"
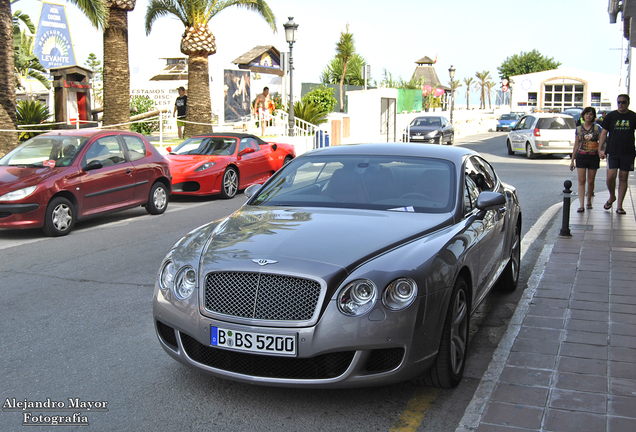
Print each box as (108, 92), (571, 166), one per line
(458, 185), (636, 432)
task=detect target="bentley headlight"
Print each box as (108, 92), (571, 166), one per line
(159, 260), (176, 294)
(383, 278), (418, 310)
(174, 266), (197, 300)
(338, 279), (377, 316)
(0, 185), (36, 201)
(194, 162), (216, 172)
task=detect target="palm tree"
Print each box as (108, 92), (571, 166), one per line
(145, 0), (276, 137)
(14, 29), (50, 98)
(102, 0), (137, 129)
(474, 70), (492, 110)
(463, 77), (473, 109)
(320, 53), (367, 86)
(335, 25), (354, 112)
(1, 0), (104, 156)
(485, 81), (495, 109)
(448, 78), (462, 112)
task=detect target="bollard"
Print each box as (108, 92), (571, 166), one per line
(559, 180), (572, 237)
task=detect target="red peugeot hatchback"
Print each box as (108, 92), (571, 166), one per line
(0, 130), (171, 236)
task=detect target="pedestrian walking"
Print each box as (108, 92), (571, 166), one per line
(599, 94), (636, 214)
(173, 86), (187, 139)
(252, 87), (270, 136)
(570, 107), (601, 212)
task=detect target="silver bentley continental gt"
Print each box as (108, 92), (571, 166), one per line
(153, 143), (522, 389)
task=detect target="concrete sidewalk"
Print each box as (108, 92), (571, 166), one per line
(457, 185), (636, 432)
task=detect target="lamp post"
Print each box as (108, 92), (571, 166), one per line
(448, 65), (456, 124)
(284, 17), (298, 137)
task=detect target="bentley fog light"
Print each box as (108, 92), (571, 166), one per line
(159, 260), (176, 293)
(383, 278), (418, 310)
(338, 280), (377, 316)
(174, 266), (197, 299)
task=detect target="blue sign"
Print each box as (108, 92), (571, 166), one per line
(33, 2), (76, 69)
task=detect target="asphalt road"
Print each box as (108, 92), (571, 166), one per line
(0, 133), (580, 432)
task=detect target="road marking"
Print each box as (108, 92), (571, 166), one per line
(389, 201), (562, 432)
(0, 201), (213, 250)
(389, 388), (440, 432)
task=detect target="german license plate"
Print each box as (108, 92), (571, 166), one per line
(211, 326), (296, 356)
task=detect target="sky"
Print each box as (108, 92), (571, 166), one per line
(16, 0), (628, 106)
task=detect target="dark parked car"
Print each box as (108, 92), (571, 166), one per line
(404, 115), (454, 144)
(0, 130), (171, 236)
(153, 143), (521, 388)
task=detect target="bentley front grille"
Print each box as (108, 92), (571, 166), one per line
(204, 272), (321, 321)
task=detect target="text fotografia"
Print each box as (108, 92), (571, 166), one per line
(3, 398), (108, 426)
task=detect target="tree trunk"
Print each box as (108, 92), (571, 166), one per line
(186, 54), (212, 137)
(103, 8), (130, 130)
(0, 0), (17, 155)
(339, 62), (348, 112)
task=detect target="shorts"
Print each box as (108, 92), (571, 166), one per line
(575, 154), (600, 170)
(607, 154), (635, 171)
(177, 117), (185, 127)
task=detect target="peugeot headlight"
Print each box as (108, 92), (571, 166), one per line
(426, 130), (441, 137)
(0, 185), (36, 201)
(338, 279), (377, 316)
(174, 266), (197, 300)
(194, 162), (216, 172)
(382, 278), (418, 311)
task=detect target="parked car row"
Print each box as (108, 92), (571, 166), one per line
(0, 131), (295, 236)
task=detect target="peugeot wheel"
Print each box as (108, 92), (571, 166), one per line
(447, 133), (454, 145)
(220, 167), (238, 199)
(421, 277), (469, 388)
(146, 182), (168, 215)
(43, 197), (75, 237)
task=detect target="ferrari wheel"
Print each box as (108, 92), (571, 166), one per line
(220, 167), (238, 199)
(43, 197), (75, 237)
(421, 276), (469, 388)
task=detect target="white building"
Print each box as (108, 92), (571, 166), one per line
(509, 68), (624, 113)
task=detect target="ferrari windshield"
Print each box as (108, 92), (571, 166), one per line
(171, 137), (236, 155)
(0, 135), (88, 167)
(250, 155), (456, 213)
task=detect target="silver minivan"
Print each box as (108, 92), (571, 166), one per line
(506, 113), (576, 159)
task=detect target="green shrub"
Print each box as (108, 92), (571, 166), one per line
(292, 100), (328, 126)
(130, 96), (158, 135)
(302, 85), (337, 114)
(16, 100), (53, 141)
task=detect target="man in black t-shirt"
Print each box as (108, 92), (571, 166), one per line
(599, 94), (636, 215)
(173, 86), (187, 139)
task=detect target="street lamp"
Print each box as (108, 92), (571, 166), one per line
(448, 65), (456, 124)
(284, 17), (298, 137)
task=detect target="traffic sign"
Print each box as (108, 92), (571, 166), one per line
(502, 79), (509, 86)
(502, 85), (509, 92)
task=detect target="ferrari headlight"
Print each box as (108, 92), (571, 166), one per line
(338, 279), (377, 316)
(174, 266), (197, 300)
(382, 278), (418, 311)
(0, 185), (36, 201)
(159, 260), (176, 293)
(194, 162), (216, 172)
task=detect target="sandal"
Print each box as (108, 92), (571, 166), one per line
(577, 207), (585, 213)
(604, 200), (615, 210)
(617, 208), (626, 215)
(586, 204), (593, 209)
